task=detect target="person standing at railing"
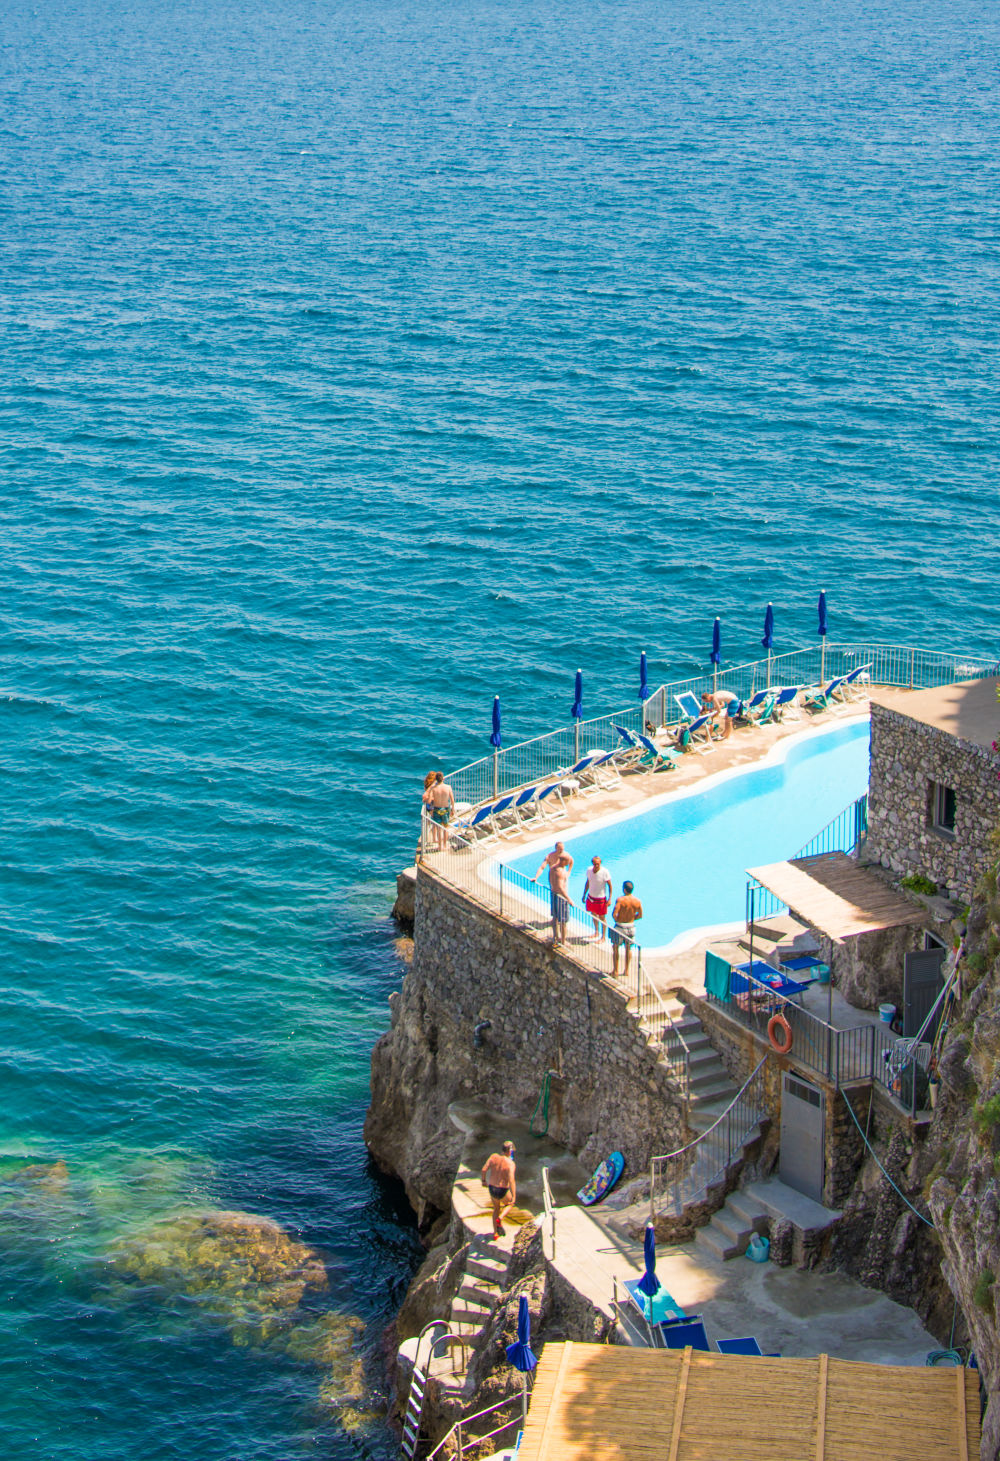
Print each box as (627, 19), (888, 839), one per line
(423, 771), (456, 852)
(534, 842), (574, 946)
(610, 881), (643, 980)
(582, 855), (612, 942)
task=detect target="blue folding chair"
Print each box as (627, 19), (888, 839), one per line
(717, 1336), (763, 1356)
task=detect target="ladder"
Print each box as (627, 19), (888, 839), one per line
(401, 1321), (461, 1460)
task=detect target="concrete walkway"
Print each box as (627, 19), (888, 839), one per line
(543, 1201), (939, 1365)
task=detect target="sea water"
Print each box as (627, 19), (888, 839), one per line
(1, 0), (998, 1455)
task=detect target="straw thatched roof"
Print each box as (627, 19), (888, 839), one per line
(517, 1342), (979, 1461)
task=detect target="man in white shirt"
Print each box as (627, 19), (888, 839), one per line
(582, 855), (612, 941)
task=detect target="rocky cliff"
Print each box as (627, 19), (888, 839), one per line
(928, 830), (1000, 1460)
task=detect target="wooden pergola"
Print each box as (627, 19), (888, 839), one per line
(747, 851), (926, 942)
(518, 1342), (979, 1461)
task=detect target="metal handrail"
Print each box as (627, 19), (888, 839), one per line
(540, 1163), (557, 1260)
(746, 792), (869, 924)
(635, 964), (690, 1100)
(649, 1055), (768, 1219)
(424, 1393), (524, 1460)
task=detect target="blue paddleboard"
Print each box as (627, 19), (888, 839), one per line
(577, 1150), (625, 1206)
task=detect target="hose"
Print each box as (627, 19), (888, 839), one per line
(529, 1071), (552, 1136)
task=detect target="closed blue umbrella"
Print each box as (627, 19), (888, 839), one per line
(571, 669), (583, 762)
(818, 591), (828, 685)
(710, 618), (721, 692)
(639, 651), (649, 705)
(637, 1222), (661, 1299)
(505, 1293), (537, 1423)
(490, 696), (502, 798)
(761, 603), (775, 688)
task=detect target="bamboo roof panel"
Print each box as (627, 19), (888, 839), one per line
(516, 1344), (980, 1461)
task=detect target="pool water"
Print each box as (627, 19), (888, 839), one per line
(505, 719), (871, 950)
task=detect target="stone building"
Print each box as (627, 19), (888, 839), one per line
(866, 676), (1000, 903)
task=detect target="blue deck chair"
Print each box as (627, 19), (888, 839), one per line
(803, 675), (846, 712)
(451, 801), (497, 847)
(659, 1315), (711, 1351)
(840, 663), (873, 701)
(504, 785), (543, 834)
(612, 726), (648, 771)
(535, 781), (568, 822)
(634, 731), (680, 772)
(674, 690), (703, 720)
(717, 1336), (764, 1356)
(738, 688), (773, 725)
(684, 712), (717, 753)
(773, 684), (804, 721)
(481, 793), (518, 840)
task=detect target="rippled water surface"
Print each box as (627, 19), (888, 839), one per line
(1, 0), (998, 1454)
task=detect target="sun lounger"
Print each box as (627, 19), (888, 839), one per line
(803, 676), (846, 713)
(717, 1336), (764, 1356)
(841, 663), (872, 700)
(683, 712), (716, 752)
(737, 689), (774, 726)
(659, 1315), (711, 1351)
(773, 684), (804, 720)
(622, 1278), (686, 1327)
(503, 784), (544, 834)
(674, 690), (703, 720)
(451, 801), (499, 847)
(634, 731), (680, 772)
(535, 782), (568, 822)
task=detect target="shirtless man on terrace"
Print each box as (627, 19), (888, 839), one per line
(534, 841), (574, 946)
(610, 880), (643, 980)
(700, 690), (739, 740)
(481, 1140), (517, 1239)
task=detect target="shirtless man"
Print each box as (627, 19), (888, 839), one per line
(426, 772), (456, 850)
(700, 690), (739, 740)
(582, 855), (612, 941)
(610, 880), (643, 979)
(534, 842), (574, 945)
(481, 1140), (517, 1239)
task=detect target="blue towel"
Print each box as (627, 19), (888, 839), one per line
(704, 951), (731, 1002)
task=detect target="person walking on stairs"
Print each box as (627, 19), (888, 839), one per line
(481, 1141), (517, 1239)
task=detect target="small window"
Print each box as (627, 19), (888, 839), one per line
(929, 781), (956, 836)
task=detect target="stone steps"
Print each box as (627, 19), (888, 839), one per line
(695, 1189), (769, 1261)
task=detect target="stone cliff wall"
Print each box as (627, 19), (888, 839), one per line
(867, 703), (1000, 902)
(364, 868), (688, 1224)
(928, 836), (1000, 1461)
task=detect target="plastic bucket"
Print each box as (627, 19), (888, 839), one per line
(746, 1233), (770, 1263)
(879, 1003), (895, 1023)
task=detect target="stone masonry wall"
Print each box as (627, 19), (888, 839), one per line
(867, 703), (1000, 902)
(364, 868), (689, 1224)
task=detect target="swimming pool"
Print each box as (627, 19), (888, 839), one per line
(503, 718), (871, 952)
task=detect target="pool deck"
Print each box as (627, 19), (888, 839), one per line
(425, 691), (888, 999)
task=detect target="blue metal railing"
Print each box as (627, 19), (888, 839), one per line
(745, 793), (869, 925)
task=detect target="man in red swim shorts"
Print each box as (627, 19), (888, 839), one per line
(582, 855), (612, 941)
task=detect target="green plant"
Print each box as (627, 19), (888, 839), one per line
(965, 952), (987, 975)
(973, 1269), (995, 1314)
(902, 873), (938, 896)
(974, 1094), (1000, 1139)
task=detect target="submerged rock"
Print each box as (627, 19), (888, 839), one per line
(104, 1208), (329, 1342)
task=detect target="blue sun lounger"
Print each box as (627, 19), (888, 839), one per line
(659, 1315), (711, 1351)
(773, 684), (804, 720)
(717, 1336), (764, 1356)
(803, 676), (846, 712)
(634, 730), (680, 771)
(622, 1278), (686, 1327)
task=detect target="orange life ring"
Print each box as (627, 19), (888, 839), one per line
(767, 1013), (793, 1054)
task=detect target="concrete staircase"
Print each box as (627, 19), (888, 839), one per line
(658, 993), (739, 1132)
(444, 1240), (509, 1350)
(695, 1188), (770, 1261)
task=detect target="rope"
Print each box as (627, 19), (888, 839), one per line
(529, 1071), (551, 1136)
(841, 1089), (936, 1228)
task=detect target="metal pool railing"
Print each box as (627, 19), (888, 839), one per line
(422, 841), (645, 987)
(745, 792), (869, 925)
(441, 640), (999, 812)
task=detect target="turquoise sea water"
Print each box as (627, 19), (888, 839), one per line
(506, 720), (871, 947)
(2, 0), (999, 1455)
